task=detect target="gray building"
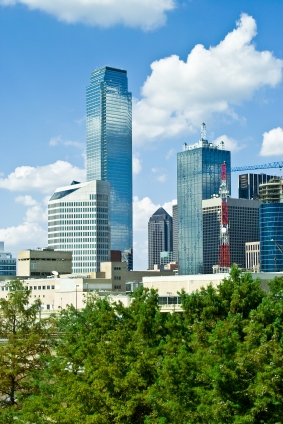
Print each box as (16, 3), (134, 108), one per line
(177, 123), (231, 275)
(203, 198), (260, 273)
(48, 180), (110, 273)
(238, 173), (275, 200)
(86, 67), (132, 262)
(172, 204), (178, 263)
(148, 208), (173, 270)
(0, 242), (16, 276)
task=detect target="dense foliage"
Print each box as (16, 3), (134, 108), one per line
(1, 267), (283, 423)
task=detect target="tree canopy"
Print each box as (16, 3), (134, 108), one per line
(2, 268), (283, 423)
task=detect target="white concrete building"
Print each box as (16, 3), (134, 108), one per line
(48, 180), (110, 273)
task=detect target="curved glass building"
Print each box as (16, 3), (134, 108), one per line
(86, 67), (132, 262)
(259, 203), (283, 272)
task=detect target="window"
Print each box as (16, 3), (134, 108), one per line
(31, 263), (37, 269)
(42, 286), (46, 290)
(46, 304), (50, 310)
(33, 286), (37, 290)
(47, 285), (50, 290)
(38, 286), (41, 290)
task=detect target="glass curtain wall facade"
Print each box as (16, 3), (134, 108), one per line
(259, 203), (283, 272)
(48, 180), (110, 273)
(148, 208), (173, 270)
(172, 204), (178, 263)
(86, 67), (132, 261)
(177, 144), (231, 275)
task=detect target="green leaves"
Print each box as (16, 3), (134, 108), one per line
(4, 269), (283, 423)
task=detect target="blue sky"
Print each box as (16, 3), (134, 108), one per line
(1, 0), (283, 269)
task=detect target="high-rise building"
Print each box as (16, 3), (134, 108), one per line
(148, 208), (173, 270)
(86, 66), (132, 264)
(203, 198), (260, 273)
(259, 177), (283, 272)
(177, 124), (231, 275)
(172, 204), (178, 263)
(239, 173), (275, 199)
(0, 242), (16, 276)
(48, 180), (110, 273)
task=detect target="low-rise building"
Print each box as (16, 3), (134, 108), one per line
(18, 248), (72, 277)
(0, 242), (16, 277)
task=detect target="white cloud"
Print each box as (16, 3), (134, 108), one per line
(151, 167), (167, 182)
(0, 0), (175, 30)
(133, 196), (176, 269)
(49, 135), (84, 149)
(133, 13), (283, 144)
(133, 154), (142, 175)
(133, 196), (175, 232)
(15, 195), (38, 206)
(0, 161), (85, 193)
(260, 127), (283, 156)
(157, 174), (166, 183)
(213, 135), (244, 152)
(165, 148), (175, 160)
(0, 222), (47, 253)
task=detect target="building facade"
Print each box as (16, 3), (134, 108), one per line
(18, 248), (72, 277)
(239, 173), (275, 200)
(177, 124), (231, 275)
(245, 241), (260, 271)
(260, 203), (283, 272)
(172, 204), (178, 263)
(202, 198), (260, 273)
(86, 67), (133, 262)
(0, 242), (16, 276)
(148, 208), (173, 270)
(48, 180), (110, 274)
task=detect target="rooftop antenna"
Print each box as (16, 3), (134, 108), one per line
(201, 122), (206, 141)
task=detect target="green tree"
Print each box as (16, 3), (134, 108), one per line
(0, 280), (50, 422)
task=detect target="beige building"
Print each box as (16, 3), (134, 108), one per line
(62, 261), (175, 292)
(143, 271), (282, 312)
(18, 248), (72, 277)
(245, 241), (260, 271)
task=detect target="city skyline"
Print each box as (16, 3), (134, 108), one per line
(1, 1), (283, 269)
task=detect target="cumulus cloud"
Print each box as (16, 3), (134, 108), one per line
(260, 127), (283, 156)
(151, 167), (167, 182)
(133, 13), (283, 144)
(0, 160), (85, 193)
(165, 148), (175, 160)
(133, 154), (142, 175)
(0, 0), (175, 30)
(15, 195), (38, 206)
(49, 135), (84, 149)
(0, 222), (48, 253)
(133, 196), (176, 232)
(213, 135), (245, 152)
(133, 196), (176, 268)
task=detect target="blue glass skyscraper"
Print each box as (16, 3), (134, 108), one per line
(177, 124), (231, 275)
(86, 67), (132, 262)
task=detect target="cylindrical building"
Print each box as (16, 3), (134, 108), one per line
(259, 203), (283, 272)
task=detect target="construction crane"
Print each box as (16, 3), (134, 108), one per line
(271, 239), (283, 255)
(231, 162), (283, 172)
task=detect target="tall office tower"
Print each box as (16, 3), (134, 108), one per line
(86, 67), (133, 267)
(0, 242), (16, 276)
(148, 208), (173, 270)
(239, 173), (275, 199)
(48, 180), (110, 274)
(259, 177), (283, 272)
(177, 123), (231, 275)
(172, 204), (178, 263)
(203, 198), (260, 274)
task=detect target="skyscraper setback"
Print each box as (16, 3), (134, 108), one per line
(86, 67), (133, 262)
